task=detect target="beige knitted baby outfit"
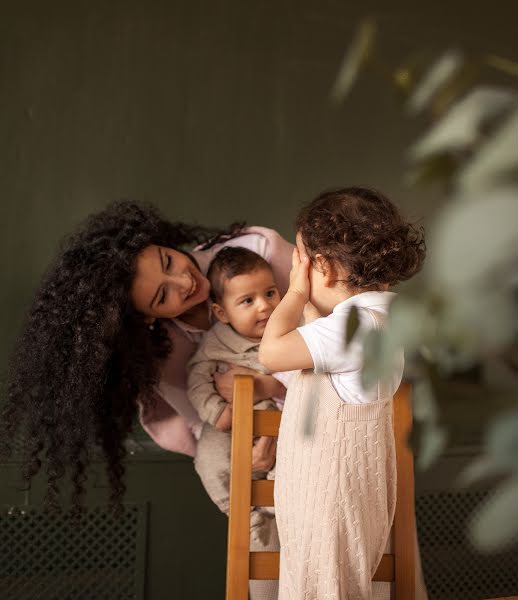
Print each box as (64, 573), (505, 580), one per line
(275, 371), (396, 600)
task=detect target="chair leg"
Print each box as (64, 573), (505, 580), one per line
(226, 375), (255, 600)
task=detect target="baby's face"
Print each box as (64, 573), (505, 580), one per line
(214, 267), (280, 340)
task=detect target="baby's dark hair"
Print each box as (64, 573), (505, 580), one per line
(207, 246), (273, 302)
(296, 187), (426, 289)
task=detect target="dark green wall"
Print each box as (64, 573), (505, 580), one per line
(3, 0), (518, 371)
(1, 2), (518, 599)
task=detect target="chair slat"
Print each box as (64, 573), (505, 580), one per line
(253, 410), (282, 436)
(226, 375), (255, 600)
(251, 480), (274, 506)
(373, 555), (395, 582)
(393, 383), (415, 599)
(249, 552), (279, 580)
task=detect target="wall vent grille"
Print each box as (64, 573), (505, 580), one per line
(0, 503), (147, 600)
(417, 490), (518, 600)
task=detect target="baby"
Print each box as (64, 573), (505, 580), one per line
(187, 246), (287, 562)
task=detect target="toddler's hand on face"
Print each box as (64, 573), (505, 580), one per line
(288, 248), (310, 303)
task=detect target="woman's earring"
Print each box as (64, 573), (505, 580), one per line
(149, 322), (155, 331)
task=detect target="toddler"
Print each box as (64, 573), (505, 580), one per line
(259, 187), (426, 600)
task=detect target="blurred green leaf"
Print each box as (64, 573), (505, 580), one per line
(458, 106), (518, 191)
(409, 87), (516, 161)
(429, 187), (518, 290)
(417, 423), (448, 470)
(430, 62), (481, 117)
(485, 55), (518, 78)
(405, 153), (459, 187)
(330, 18), (377, 104)
(407, 49), (464, 114)
(470, 476), (518, 551)
(457, 456), (503, 487)
(346, 305), (360, 344)
(386, 295), (437, 354)
(361, 329), (384, 389)
(361, 327), (403, 390)
(412, 377), (438, 422)
(485, 410), (518, 473)
(436, 291), (515, 362)
(303, 378), (317, 437)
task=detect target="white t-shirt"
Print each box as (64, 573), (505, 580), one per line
(297, 291), (403, 404)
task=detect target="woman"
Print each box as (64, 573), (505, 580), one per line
(1, 200), (293, 512)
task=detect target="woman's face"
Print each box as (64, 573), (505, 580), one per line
(131, 245), (211, 319)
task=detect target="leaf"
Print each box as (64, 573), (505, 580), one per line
(457, 456), (503, 487)
(430, 62), (481, 117)
(428, 187), (518, 290)
(458, 106), (518, 191)
(361, 328), (403, 390)
(361, 329), (384, 390)
(485, 54), (518, 78)
(406, 49), (464, 114)
(385, 295), (436, 355)
(330, 18), (377, 104)
(346, 305), (360, 344)
(417, 423), (448, 470)
(404, 153), (459, 187)
(302, 377), (318, 437)
(436, 290), (515, 359)
(469, 476), (518, 552)
(408, 87), (517, 161)
(485, 410), (518, 473)
(412, 378), (438, 423)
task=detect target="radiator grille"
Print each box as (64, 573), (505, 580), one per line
(417, 490), (518, 600)
(0, 504), (147, 600)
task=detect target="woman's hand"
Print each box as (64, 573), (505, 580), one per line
(214, 365), (257, 403)
(251, 435), (277, 472)
(288, 247), (310, 303)
(214, 404), (233, 432)
(214, 365), (286, 403)
(253, 373), (285, 402)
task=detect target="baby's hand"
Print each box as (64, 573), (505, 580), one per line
(252, 435), (277, 472)
(214, 364), (257, 403)
(288, 247), (310, 303)
(214, 404), (233, 432)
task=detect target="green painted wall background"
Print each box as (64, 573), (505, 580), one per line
(1, 1), (517, 598)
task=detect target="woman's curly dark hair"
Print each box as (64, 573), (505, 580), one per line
(296, 187), (426, 289)
(0, 200), (243, 513)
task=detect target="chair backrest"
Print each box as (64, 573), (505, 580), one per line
(226, 375), (415, 600)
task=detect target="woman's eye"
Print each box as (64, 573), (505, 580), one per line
(159, 289), (166, 305)
(165, 255), (172, 271)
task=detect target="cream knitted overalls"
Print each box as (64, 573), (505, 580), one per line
(275, 371), (396, 600)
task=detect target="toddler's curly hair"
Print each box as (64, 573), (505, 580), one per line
(296, 187), (426, 289)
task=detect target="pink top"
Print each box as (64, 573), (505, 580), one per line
(138, 226), (294, 456)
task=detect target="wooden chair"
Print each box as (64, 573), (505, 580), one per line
(226, 375), (416, 600)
